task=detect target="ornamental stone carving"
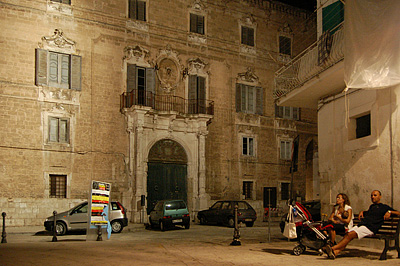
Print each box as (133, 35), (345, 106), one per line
(237, 67), (259, 84)
(123, 45), (151, 66)
(155, 45), (182, 93)
(39, 29), (76, 53)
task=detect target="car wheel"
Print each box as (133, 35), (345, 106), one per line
(111, 220), (123, 233)
(184, 222), (190, 229)
(245, 221), (254, 227)
(56, 221), (67, 236)
(228, 217), (235, 228)
(160, 220), (166, 231)
(199, 215), (207, 225)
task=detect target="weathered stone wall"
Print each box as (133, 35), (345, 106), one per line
(0, 0), (317, 226)
(318, 85), (400, 215)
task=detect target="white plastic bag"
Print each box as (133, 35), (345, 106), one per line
(283, 206), (297, 239)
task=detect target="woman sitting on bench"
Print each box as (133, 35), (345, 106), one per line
(324, 193), (354, 245)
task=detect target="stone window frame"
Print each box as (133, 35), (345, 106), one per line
(126, 0), (149, 32)
(44, 172), (71, 198)
(239, 132), (257, 158)
(42, 107), (74, 147)
(279, 138), (293, 161)
(185, 58), (209, 105)
(345, 91), (378, 151)
(239, 16), (257, 55)
(47, 0), (73, 15)
(277, 23), (293, 63)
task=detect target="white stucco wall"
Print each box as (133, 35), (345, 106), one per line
(318, 85), (400, 215)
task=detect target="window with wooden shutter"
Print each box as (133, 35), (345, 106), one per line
(35, 49), (81, 90)
(241, 26), (254, 46)
(129, 0), (146, 21)
(236, 84), (261, 114)
(190, 13), (204, 35)
(276, 105), (300, 120)
(280, 140), (292, 160)
(126, 65), (156, 107)
(188, 75), (206, 114)
(279, 36), (292, 56)
(49, 117), (69, 143)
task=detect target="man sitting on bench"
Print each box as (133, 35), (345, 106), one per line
(324, 190), (400, 259)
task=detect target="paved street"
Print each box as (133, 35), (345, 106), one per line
(1, 222), (399, 265)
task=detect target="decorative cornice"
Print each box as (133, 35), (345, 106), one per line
(39, 29), (76, 53)
(237, 67), (259, 84)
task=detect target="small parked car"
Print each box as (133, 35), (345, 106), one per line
(148, 199), (190, 231)
(197, 200), (257, 227)
(44, 201), (128, 235)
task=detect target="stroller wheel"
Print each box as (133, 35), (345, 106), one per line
(293, 245), (305, 256)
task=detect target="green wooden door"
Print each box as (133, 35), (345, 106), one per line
(147, 162), (187, 213)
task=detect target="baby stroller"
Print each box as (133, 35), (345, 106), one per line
(285, 202), (332, 256)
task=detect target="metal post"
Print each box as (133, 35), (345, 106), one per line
(52, 211), (57, 242)
(1, 212), (7, 243)
(230, 205), (241, 246)
(267, 189), (271, 243)
(96, 225), (103, 241)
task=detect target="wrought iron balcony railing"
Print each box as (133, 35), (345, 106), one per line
(274, 23), (344, 99)
(120, 90), (214, 116)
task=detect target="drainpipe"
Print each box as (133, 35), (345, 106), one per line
(389, 88), (394, 206)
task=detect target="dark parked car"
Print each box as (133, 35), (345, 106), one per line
(148, 199), (190, 231)
(279, 200), (321, 233)
(44, 201), (128, 235)
(197, 200), (257, 227)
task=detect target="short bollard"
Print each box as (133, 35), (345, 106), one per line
(1, 212), (7, 244)
(96, 225), (103, 241)
(52, 211), (57, 242)
(230, 205), (241, 246)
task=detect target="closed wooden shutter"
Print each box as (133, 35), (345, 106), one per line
(241, 84), (247, 111)
(198, 76), (205, 100)
(70, 55), (81, 90)
(146, 67), (155, 94)
(235, 83), (241, 112)
(137, 0), (146, 21)
(256, 87), (263, 115)
(198, 76), (206, 113)
(188, 75), (196, 100)
(48, 52), (59, 86)
(129, 0), (136, 19)
(49, 117), (58, 142)
(248, 28), (254, 46)
(127, 64), (136, 92)
(59, 119), (68, 143)
(198, 15), (204, 34)
(35, 49), (48, 86)
(190, 13), (197, 33)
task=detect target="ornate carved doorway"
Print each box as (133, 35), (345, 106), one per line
(147, 139), (188, 212)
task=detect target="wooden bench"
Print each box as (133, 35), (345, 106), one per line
(347, 214), (400, 260)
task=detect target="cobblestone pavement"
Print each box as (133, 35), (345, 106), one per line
(1, 222), (399, 265)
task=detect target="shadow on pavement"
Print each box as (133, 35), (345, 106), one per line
(261, 247), (387, 260)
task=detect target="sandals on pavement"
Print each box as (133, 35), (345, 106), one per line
(324, 245), (336, 259)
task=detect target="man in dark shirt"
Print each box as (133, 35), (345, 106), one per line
(324, 190), (400, 259)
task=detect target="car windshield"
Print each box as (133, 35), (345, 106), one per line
(238, 202), (249, 210)
(165, 201), (186, 210)
(210, 202), (223, 210)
